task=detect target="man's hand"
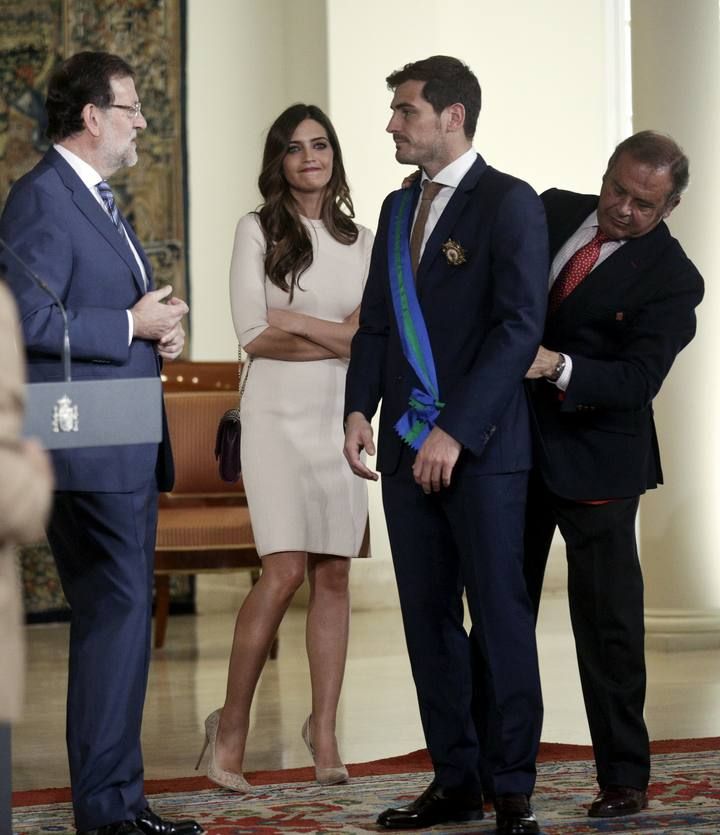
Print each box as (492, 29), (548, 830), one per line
(401, 169), (421, 189)
(343, 411), (379, 481)
(158, 321), (185, 360)
(131, 285), (189, 342)
(412, 425), (461, 493)
(525, 345), (562, 379)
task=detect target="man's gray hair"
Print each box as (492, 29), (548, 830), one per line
(606, 130), (689, 204)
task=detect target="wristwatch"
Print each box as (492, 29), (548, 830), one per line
(547, 353), (566, 382)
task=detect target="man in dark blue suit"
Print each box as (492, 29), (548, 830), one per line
(344, 56), (548, 835)
(0, 52), (200, 835)
(524, 131), (704, 820)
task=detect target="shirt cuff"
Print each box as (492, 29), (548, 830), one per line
(554, 352), (572, 391)
(126, 310), (134, 345)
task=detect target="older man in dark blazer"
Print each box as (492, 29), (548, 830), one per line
(0, 52), (198, 835)
(344, 56), (548, 835)
(524, 131), (704, 820)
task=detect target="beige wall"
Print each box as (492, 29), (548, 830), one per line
(327, 0), (619, 230)
(186, 0), (327, 362)
(631, 0), (720, 644)
(633, 0), (720, 592)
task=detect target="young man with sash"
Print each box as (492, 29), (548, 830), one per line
(344, 56), (548, 835)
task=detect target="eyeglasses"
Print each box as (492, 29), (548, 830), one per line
(109, 102), (143, 118)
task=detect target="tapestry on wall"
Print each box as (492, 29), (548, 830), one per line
(1, 0), (192, 618)
(0, 0), (189, 299)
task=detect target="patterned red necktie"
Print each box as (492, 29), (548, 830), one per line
(548, 228), (611, 314)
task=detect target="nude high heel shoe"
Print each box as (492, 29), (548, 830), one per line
(301, 715), (349, 786)
(196, 708), (252, 793)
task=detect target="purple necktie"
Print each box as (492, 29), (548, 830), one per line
(97, 181), (124, 235)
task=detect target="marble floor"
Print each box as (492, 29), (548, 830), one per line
(12, 592), (720, 792)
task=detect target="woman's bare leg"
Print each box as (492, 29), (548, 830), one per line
(214, 551), (306, 772)
(305, 554), (351, 767)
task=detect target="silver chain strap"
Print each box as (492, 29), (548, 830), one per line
(238, 345), (252, 400)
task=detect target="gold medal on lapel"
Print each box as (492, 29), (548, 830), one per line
(442, 238), (467, 266)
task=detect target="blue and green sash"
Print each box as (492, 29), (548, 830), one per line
(387, 188), (444, 451)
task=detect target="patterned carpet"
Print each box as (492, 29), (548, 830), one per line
(13, 744), (720, 834)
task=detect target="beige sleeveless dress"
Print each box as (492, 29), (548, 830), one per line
(229, 213), (373, 557)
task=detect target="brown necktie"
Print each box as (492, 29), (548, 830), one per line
(548, 228), (611, 314)
(410, 180), (444, 274)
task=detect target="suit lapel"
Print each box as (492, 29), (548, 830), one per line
(553, 220), (671, 319)
(550, 209), (595, 261)
(123, 215), (154, 289)
(417, 155), (486, 280)
(47, 149), (148, 294)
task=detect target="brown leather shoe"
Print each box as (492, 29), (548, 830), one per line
(588, 785), (648, 817)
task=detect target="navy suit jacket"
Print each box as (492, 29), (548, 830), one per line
(345, 155), (549, 475)
(0, 148), (173, 492)
(528, 188), (704, 500)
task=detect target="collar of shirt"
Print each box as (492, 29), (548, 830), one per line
(549, 209), (625, 286)
(419, 146), (478, 191)
(413, 147), (477, 260)
(54, 143), (105, 205)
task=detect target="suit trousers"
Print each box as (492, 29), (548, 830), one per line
(381, 448), (542, 796)
(47, 480), (159, 831)
(523, 471), (650, 790)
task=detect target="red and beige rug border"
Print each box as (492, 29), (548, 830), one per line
(13, 737), (720, 807)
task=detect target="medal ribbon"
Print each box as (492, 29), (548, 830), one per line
(387, 188), (444, 450)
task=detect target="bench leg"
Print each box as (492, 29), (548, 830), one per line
(251, 568), (279, 659)
(154, 574), (171, 649)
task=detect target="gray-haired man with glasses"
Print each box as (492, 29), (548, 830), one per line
(0, 51), (198, 835)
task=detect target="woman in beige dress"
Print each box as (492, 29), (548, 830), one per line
(198, 105), (373, 791)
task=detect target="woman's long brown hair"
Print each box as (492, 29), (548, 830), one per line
(257, 104), (358, 301)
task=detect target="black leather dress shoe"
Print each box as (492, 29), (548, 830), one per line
(588, 785), (648, 817)
(494, 794), (539, 834)
(377, 781), (484, 829)
(78, 822), (144, 835)
(135, 807), (203, 835)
